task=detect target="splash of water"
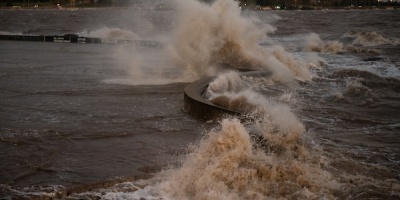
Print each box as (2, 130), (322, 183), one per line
(107, 0), (315, 86)
(85, 27), (140, 40)
(167, 0), (311, 82)
(303, 33), (345, 54)
(156, 71), (339, 199)
(206, 71), (305, 135)
(344, 78), (371, 96)
(103, 44), (188, 86)
(343, 31), (400, 47)
(158, 117), (339, 199)
(303, 32), (383, 54)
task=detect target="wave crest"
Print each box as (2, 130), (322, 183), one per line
(303, 33), (381, 54)
(158, 117), (339, 199)
(343, 31), (399, 47)
(158, 71), (340, 198)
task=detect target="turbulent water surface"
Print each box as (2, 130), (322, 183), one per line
(0, 0), (399, 199)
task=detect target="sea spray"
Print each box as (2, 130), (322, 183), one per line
(105, 39), (187, 85)
(87, 27), (140, 40)
(206, 71), (305, 139)
(158, 118), (339, 199)
(108, 0), (314, 86)
(93, 24), (184, 86)
(158, 71), (340, 199)
(303, 32), (383, 54)
(168, 0), (311, 82)
(303, 33), (345, 54)
(206, 71), (247, 96)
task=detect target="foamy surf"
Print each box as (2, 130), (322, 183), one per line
(302, 33), (382, 54)
(157, 118), (340, 200)
(343, 31), (400, 47)
(96, 1), (400, 197)
(84, 27), (140, 40)
(1, 2), (400, 200)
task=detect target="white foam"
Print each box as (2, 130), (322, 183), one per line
(303, 33), (346, 54)
(85, 27), (140, 40)
(343, 31), (400, 47)
(101, 185), (159, 200)
(0, 31), (23, 35)
(157, 118), (339, 199)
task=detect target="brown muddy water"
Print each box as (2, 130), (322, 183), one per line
(0, 0), (399, 199)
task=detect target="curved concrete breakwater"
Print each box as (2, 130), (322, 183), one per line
(183, 76), (238, 120)
(183, 70), (270, 121)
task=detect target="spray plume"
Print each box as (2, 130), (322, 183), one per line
(168, 0), (312, 82)
(157, 71), (340, 199)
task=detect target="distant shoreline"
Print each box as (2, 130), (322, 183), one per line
(0, 2), (398, 11)
(0, 6), (398, 11)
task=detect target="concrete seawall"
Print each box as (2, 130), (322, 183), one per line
(0, 34), (162, 47)
(183, 71), (270, 121)
(183, 76), (239, 121)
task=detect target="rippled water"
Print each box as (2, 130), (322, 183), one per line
(0, 1), (399, 199)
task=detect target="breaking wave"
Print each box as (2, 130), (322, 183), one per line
(343, 31), (400, 47)
(303, 33), (381, 54)
(155, 71), (339, 199)
(344, 78), (372, 96)
(303, 33), (345, 54)
(108, 0), (317, 86)
(158, 118), (339, 199)
(167, 0), (311, 82)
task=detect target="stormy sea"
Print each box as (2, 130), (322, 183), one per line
(0, 0), (399, 199)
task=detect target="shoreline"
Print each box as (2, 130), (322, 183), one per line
(0, 5), (398, 11)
